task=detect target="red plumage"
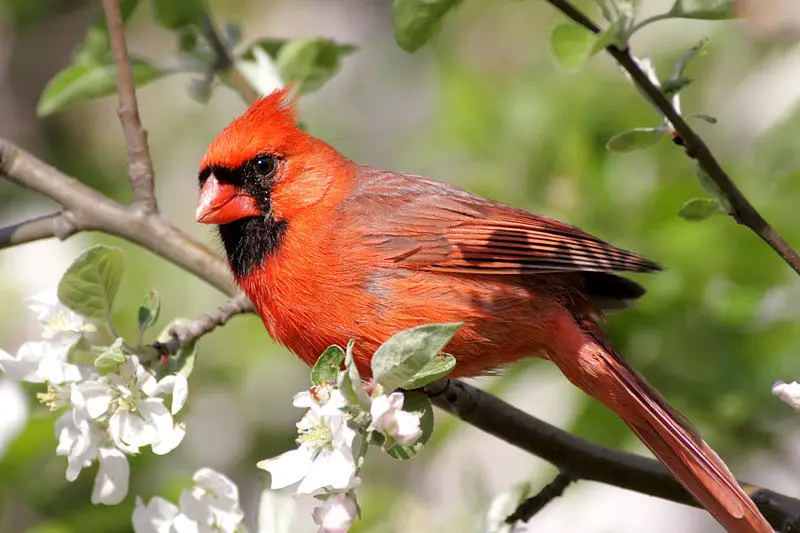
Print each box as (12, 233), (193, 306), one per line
(197, 89), (771, 533)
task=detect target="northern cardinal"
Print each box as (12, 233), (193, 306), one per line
(196, 89), (771, 533)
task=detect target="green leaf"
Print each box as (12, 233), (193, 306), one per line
(57, 245), (125, 323)
(403, 353), (456, 389)
(371, 323), (462, 392)
(590, 19), (623, 56)
(385, 392), (434, 460)
(671, 38), (708, 80)
(337, 341), (370, 408)
(606, 127), (664, 152)
(392, 0), (463, 53)
(661, 76), (692, 95)
(548, 22), (599, 72)
(311, 345), (345, 385)
(137, 290), (160, 337)
(152, 0), (204, 30)
(94, 338), (126, 374)
(275, 38), (356, 94)
(669, 0), (734, 19)
(37, 58), (163, 117)
(678, 198), (722, 221)
(156, 319), (198, 378)
(74, 0), (141, 64)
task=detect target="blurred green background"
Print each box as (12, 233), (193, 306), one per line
(1, 0), (799, 532)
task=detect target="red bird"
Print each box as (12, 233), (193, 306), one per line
(196, 89), (771, 533)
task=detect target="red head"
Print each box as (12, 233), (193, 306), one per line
(196, 88), (353, 277)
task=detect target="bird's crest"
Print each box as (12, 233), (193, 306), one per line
(200, 87), (304, 171)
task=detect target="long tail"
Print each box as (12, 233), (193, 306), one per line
(548, 313), (772, 533)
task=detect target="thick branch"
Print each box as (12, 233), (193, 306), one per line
(201, 13), (259, 104)
(542, 0), (800, 276)
(156, 294), (254, 354)
(0, 139), (234, 296)
(0, 212), (78, 248)
(103, 0), (158, 214)
(423, 379), (800, 532)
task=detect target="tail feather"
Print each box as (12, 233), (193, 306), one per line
(549, 314), (772, 533)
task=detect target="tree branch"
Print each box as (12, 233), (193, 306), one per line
(542, 0), (800, 276)
(103, 0), (158, 214)
(506, 471), (574, 523)
(201, 13), (259, 104)
(423, 379), (800, 532)
(0, 212), (78, 248)
(0, 139), (234, 296)
(155, 294), (254, 355)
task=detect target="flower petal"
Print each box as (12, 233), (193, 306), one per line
(92, 446), (130, 505)
(257, 447), (314, 490)
(133, 496), (179, 533)
(312, 492), (358, 533)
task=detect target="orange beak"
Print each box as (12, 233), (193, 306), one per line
(196, 174), (262, 224)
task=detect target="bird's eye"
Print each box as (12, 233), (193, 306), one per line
(253, 155), (277, 177)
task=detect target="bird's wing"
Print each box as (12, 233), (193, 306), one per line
(346, 169), (661, 276)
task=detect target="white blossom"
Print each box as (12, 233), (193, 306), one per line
(367, 392), (422, 446)
(24, 289), (95, 345)
(0, 378), (29, 459)
(312, 493), (358, 533)
(258, 388), (357, 494)
(72, 356), (186, 455)
(773, 381), (800, 410)
(235, 46), (284, 97)
(133, 469), (244, 533)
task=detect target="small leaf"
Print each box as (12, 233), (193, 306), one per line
(94, 338), (126, 374)
(670, 38), (708, 80)
(548, 22), (599, 72)
(606, 127), (665, 152)
(275, 38), (356, 94)
(669, 0), (734, 19)
(152, 0), (204, 30)
(403, 353), (456, 390)
(392, 0), (463, 53)
(156, 319), (198, 379)
(138, 290), (160, 336)
(690, 113), (718, 124)
(57, 245), (125, 323)
(74, 0), (141, 64)
(311, 345), (345, 385)
(661, 76), (692, 95)
(337, 341), (370, 409)
(678, 198), (722, 221)
(371, 323), (462, 392)
(385, 392), (433, 460)
(590, 19), (623, 56)
(37, 58), (163, 116)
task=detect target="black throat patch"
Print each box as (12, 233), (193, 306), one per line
(218, 216), (288, 278)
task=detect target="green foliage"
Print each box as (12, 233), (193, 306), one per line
(137, 290), (161, 339)
(57, 245), (124, 325)
(338, 341), (371, 408)
(402, 353), (457, 389)
(152, 0), (204, 30)
(392, 0), (463, 52)
(273, 38), (356, 94)
(669, 0), (734, 20)
(94, 338), (126, 374)
(384, 392), (434, 460)
(311, 345), (346, 385)
(371, 323), (462, 392)
(548, 22), (598, 72)
(37, 59), (163, 117)
(679, 198), (723, 221)
(606, 127), (665, 152)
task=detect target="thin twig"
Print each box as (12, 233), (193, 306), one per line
(201, 13), (259, 104)
(0, 139), (234, 295)
(0, 212), (78, 248)
(542, 0), (800, 276)
(103, 0), (158, 214)
(423, 379), (800, 532)
(155, 294), (254, 354)
(506, 471), (574, 523)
